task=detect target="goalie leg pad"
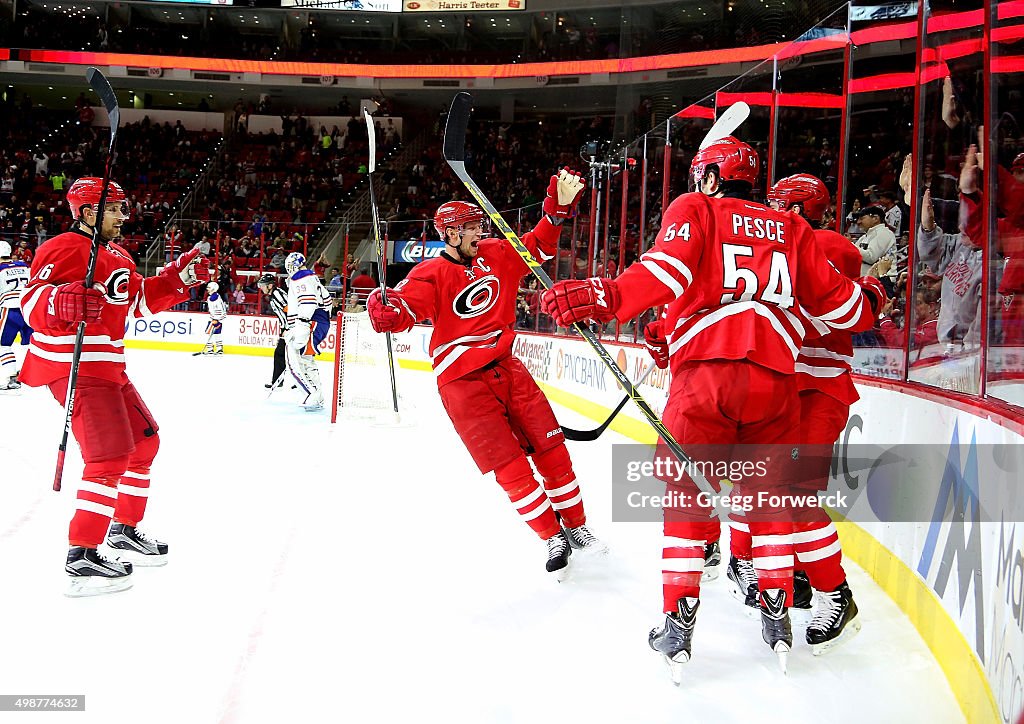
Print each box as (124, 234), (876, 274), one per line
(532, 444), (586, 528)
(494, 455), (560, 540)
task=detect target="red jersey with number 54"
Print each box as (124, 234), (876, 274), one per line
(612, 193), (873, 376)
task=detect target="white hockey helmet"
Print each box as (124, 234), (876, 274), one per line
(0, 240), (10, 258)
(285, 252), (307, 276)
(206, 281), (219, 294)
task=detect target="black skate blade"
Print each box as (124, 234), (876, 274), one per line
(702, 562), (720, 582)
(65, 575), (133, 598)
(811, 616), (862, 656)
(550, 563), (571, 582)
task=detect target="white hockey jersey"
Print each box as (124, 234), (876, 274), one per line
(286, 269), (331, 326)
(208, 293), (228, 321)
(0, 260), (30, 309)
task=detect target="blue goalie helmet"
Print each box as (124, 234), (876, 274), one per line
(285, 252), (307, 275)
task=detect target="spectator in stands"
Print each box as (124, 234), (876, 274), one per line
(328, 267), (343, 291)
(856, 206), (896, 276)
(231, 287), (245, 305)
(344, 292), (364, 313)
(879, 190), (903, 236)
(269, 247), (286, 270)
(33, 150), (48, 177)
(13, 239), (33, 264)
(350, 266), (376, 300)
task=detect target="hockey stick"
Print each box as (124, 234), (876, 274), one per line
(266, 368), (287, 399)
(699, 101), (750, 149)
(363, 109), (400, 417)
(559, 104), (748, 443)
(443, 92), (728, 519)
(562, 360), (657, 441)
(191, 328), (216, 356)
(54, 67), (120, 492)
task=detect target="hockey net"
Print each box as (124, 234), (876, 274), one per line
(331, 310), (402, 423)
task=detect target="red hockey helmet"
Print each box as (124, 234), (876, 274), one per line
(66, 177), (129, 220)
(690, 136), (759, 187)
(433, 200), (488, 241)
(1012, 153), (1024, 174)
(767, 174), (831, 222)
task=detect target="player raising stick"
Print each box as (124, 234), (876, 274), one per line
(284, 252), (331, 411)
(366, 169), (606, 580)
(541, 139), (884, 673)
(19, 177), (211, 597)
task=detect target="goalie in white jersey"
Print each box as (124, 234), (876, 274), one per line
(285, 252), (331, 411)
(0, 240), (32, 390)
(203, 281), (227, 356)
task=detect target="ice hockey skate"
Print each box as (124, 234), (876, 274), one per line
(302, 391), (325, 412)
(649, 597), (699, 685)
(726, 555), (759, 616)
(0, 376), (21, 393)
(703, 541), (721, 582)
(790, 569), (814, 622)
(807, 581), (861, 655)
(759, 588), (793, 673)
(563, 523), (608, 555)
(65, 546), (133, 597)
(545, 531), (571, 581)
(106, 523), (168, 567)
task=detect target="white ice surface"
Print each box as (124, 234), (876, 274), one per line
(0, 348), (964, 724)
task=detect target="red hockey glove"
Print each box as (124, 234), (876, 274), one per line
(856, 275), (888, 318)
(540, 278), (620, 327)
(542, 167), (586, 220)
(52, 281), (104, 324)
(164, 245), (212, 287)
(367, 288), (412, 333)
(643, 320), (669, 370)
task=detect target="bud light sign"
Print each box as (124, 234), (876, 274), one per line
(393, 240), (446, 264)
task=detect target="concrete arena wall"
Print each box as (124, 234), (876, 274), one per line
(127, 315), (1017, 722)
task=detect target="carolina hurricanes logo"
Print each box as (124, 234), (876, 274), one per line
(102, 268), (131, 305)
(453, 275), (500, 319)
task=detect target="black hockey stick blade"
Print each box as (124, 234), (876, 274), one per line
(85, 67), (119, 149)
(443, 92), (471, 164)
(562, 361), (657, 441)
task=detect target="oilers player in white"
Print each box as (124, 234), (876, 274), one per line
(0, 240), (32, 390)
(203, 281), (227, 356)
(284, 252), (331, 411)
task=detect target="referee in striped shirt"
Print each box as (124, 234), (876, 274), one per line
(258, 273), (290, 389)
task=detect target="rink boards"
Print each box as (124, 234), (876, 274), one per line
(126, 312), (1020, 722)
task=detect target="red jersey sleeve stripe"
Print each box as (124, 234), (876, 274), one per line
(638, 254), (692, 298)
(20, 284), (54, 320)
(813, 285), (864, 328)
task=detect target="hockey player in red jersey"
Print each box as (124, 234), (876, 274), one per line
(19, 177), (211, 597)
(541, 138), (885, 675)
(761, 173), (867, 653)
(366, 169), (606, 579)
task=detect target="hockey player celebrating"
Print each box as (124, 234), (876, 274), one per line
(365, 169), (606, 579)
(761, 173), (866, 653)
(257, 273), (290, 389)
(19, 177), (211, 596)
(540, 139), (884, 673)
(203, 281), (227, 355)
(284, 252), (330, 411)
(0, 239), (32, 390)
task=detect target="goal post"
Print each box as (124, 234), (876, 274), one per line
(331, 310), (403, 423)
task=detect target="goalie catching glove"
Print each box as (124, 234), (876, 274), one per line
(540, 277), (621, 327)
(162, 245), (212, 287)
(543, 167), (587, 221)
(367, 288), (415, 334)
